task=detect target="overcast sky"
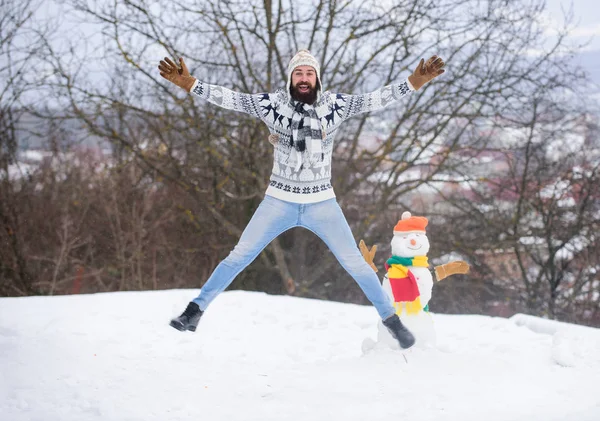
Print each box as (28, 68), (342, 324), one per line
(32, 0), (600, 88)
(547, 0), (600, 48)
(546, 0), (600, 85)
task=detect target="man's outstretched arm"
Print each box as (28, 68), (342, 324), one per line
(158, 57), (272, 121)
(334, 55), (445, 119)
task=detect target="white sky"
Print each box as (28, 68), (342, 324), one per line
(91, 1), (600, 53)
(34, 0), (600, 75)
(548, 0), (600, 78)
(546, 0), (600, 49)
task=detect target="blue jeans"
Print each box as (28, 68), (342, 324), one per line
(192, 196), (395, 320)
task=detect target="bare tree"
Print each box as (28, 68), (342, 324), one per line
(16, 0), (594, 321)
(432, 104), (600, 325)
(0, 0), (52, 295)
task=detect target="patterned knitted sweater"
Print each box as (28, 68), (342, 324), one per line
(190, 78), (414, 203)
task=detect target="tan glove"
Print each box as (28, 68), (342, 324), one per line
(158, 57), (197, 92)
(359, 240), (378, 273)
(434, 261), (470, 282)
(407, 55), (445, 91)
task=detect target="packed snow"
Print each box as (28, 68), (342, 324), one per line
(1, 289), (599, 421)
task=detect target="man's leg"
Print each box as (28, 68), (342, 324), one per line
(300, 199), (396, 320)
(192, 195), (298, 310)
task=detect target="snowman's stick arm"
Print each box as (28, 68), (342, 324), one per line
(433, 261), (470, 282)
(359, 240), (378, 273)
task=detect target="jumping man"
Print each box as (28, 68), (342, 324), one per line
(158, 49), (445, 349)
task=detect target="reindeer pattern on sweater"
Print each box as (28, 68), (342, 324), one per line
(190, 79), (413, 203)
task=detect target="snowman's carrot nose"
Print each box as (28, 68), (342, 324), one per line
(410, 238), (417, 246)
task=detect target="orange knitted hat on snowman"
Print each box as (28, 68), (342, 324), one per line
(393, 211), (428, 233)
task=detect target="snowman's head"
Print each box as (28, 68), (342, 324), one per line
(391, 211), (430, 257)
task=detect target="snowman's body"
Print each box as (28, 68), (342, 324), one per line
(377, 213), (437, 348)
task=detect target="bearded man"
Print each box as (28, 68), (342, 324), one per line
(159, 49), (445, 349)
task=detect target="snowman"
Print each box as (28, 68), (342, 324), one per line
(360, 211), (469, 349)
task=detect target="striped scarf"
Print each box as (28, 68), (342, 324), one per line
(385, 255), (429, 315)
(288, 101), (324, 171)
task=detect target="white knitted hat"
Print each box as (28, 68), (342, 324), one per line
(286, 49), (322, 98)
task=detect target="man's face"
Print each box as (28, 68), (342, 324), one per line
(290, 65), (318, 104)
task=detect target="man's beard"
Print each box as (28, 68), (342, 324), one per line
(290, 82), (319, 104)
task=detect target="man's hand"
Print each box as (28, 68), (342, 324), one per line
(408, 55), (445, 91)
(158, 57), (197, 92)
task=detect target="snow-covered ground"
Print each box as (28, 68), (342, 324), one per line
(1, 290), (599, 421)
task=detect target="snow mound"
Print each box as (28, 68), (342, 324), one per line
(1, 290), (599, 421)
(510, 313), (600, 368)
